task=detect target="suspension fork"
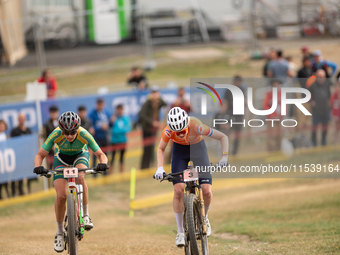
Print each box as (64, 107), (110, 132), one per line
(77, 184), (84, 236)
(68, 178), (85, 236)
(199, 185), (207, 235)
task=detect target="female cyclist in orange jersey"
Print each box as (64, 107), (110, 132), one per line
(154, 107), (229, 247)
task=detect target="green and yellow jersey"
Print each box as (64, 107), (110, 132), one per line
(42, 127), (99, 155)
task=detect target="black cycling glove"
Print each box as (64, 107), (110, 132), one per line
(96, 163), (109, 172)
(34, 166), (47, 175)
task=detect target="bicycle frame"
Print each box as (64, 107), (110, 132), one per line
(67, 177), (85, 238)
(41, 166), (100, 239)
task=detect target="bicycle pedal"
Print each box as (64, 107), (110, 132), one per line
(173, 230), (178, 235)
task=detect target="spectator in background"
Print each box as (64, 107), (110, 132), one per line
(286, 56), (298, 76)
(38, 69), (58, 99)
(43, 106), (59, 175)
(139, 86), (167, 169)
(263, 48), (277, 78)
(0, 119), (9, 200)
(110, 104), (131, 173)
(0, 119), (7, 142)
(11, 113), (32, 137)
(224, 75), (247, 155)
(267, 49), (293, 83)
(213, 104), (230, 135)
(308, 69), (332, 146)
(11, 113), (32, 196)
(44, 106), (59, 138)
(128, 66), (148, 90)
(89, 98), (111, 170)
(301, 46), (314, 59)
(297, 57), (313, 88)
(171, 87), (191, 113)
(263, 79), (282, 151)
(296, 57), (313, 131)
(312, 50), (338, 78)
(330, 80), (340, 144)
(78, 105), (93, 133)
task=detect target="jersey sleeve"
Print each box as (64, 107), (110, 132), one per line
(42, 129), (62, 152)
(80, 129), (100, 152)
(190, 117), (213, 137)
(161, 127), (172, 143)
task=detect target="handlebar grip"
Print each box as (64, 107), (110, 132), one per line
(153, 175), (155, 179)
(94, 165), (109, 171)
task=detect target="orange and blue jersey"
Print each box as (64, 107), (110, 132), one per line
(161, 117), (213, 145)
(163, 116), (213, 185)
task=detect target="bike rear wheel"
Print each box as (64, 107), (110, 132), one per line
(67, 193), (78, 255)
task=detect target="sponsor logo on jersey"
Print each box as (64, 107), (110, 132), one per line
(197, 125), (204, 134)
(45, 130), (59, 145)
(165, 129), (171, 138)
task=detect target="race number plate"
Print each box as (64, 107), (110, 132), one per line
(183, 168), (198, 182)
(63, 167), (78, 178)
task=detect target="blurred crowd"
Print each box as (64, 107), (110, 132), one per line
(1, 45), (340, 199)
(219, 46), (340, 154)
(263, 46), (339, 150)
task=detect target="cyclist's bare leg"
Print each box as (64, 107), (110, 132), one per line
(75, 163), (93, 229)
(75, 163), (88, 208)
(202, 184), (213, 236)
(173, 183), (185, 212)
(202, 184), (212, 214)
(173, 183), (185, 243)
(54, 178), (68, 222)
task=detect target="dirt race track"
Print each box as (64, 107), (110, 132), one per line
(1, 177), (340, 255)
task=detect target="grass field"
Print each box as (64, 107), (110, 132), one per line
(0, 177), (340, 255)
(1, 135), (340, 254)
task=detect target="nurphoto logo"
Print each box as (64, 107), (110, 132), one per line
(198, 83), (312, 128)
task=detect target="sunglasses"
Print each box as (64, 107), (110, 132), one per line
(63, 130), (77, 136)
(176, 130), (187, 136)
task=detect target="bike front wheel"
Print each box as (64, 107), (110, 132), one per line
(67, 193), (78, 255)
(194, 199), (209, 255)
(186, 193), (209, 255)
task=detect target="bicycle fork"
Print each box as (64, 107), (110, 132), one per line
(77, 184), (85, 237)
(69, 179), (85, 238)
(199, 186), (207, 235)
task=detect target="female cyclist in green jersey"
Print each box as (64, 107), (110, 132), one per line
(34, 111), (108, 252)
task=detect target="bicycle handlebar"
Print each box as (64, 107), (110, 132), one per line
(153, 171), (184, 182)
(37, 166), (108, 178)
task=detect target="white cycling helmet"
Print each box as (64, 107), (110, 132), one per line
(167, 107), (188, 132)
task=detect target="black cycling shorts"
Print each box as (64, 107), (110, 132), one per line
(171, 139), (212, 185)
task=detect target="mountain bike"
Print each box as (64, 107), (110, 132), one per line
(37, 166), (106, 255)
(154, 165), (209, 255)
